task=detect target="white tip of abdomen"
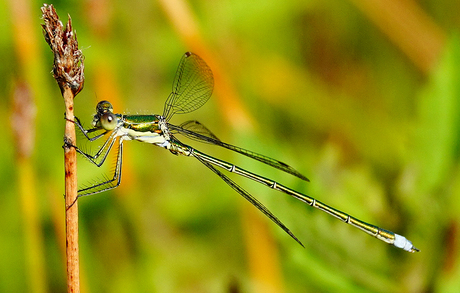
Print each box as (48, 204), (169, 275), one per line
(394, 234), (419, 252)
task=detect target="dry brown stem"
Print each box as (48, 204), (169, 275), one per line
(41, 4), (84, 293)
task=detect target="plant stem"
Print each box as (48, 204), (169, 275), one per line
(41, 4), (84, 292)
(63, 85), (79, 292)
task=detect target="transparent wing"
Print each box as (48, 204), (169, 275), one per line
(168, 121), (310, 182)
(173, 120), (221, 143)
(163, 52), (214, 121)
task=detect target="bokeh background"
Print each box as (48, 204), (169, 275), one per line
(2, 0), (460, 292)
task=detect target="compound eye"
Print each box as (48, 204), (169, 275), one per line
(96, 100), (113, 114)
(100, 113), (117, 130)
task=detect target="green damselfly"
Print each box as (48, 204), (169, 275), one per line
(69, 52), (418, 252)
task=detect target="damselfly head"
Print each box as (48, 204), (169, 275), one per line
(93, 100), (115, 129)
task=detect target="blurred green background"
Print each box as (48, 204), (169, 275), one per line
(2, 0), (460, 292)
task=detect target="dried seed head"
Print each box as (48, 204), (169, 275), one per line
(41, 4), (84, 97)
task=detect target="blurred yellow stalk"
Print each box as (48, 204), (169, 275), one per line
(12, 82), (47, 293)
(8, 0), (47, 291)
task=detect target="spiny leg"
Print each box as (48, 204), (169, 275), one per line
(65, 116), (117, 168)
(65, 115), (121, 167)
(73, 129), (119, 167)
(77, 136), (124, 197)
(67, 116), (109, 141)
(66, 136), (124, 210)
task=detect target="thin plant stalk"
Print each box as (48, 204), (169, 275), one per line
(11, 81), (47, 293)
(41, 4), (84, 292)
(63, 86), (79, 292)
